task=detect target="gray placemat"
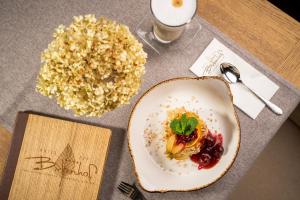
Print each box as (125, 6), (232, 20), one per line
(0, 0), (299, 199)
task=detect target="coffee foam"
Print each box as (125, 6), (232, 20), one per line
(151, 0), (197, 26)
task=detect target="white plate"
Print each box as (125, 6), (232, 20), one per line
(128, 77), (240, 192)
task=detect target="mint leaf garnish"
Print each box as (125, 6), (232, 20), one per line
(170, 119), (182, 134)
(181, 114), (187, 132)
(184, 117), (198, 135)
(170, 113), (198, 135)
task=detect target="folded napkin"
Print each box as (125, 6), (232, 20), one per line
(190, 38), (279, 119)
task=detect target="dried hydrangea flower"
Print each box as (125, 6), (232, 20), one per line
(36, 14), (147, 116)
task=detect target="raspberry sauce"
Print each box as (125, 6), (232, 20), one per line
(190, 130), (224, 170)
(176, 129), (198, 144)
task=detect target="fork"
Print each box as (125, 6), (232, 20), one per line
(118, 181), (147, 200)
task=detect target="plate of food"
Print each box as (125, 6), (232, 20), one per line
(128, 76), (240, 192)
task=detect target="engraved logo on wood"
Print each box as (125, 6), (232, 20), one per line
(55, 144), (75, 186)
(24, 144), (98, 185)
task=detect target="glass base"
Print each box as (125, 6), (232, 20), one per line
(152, 30), (173, 44)
(136, 15), (201, 54)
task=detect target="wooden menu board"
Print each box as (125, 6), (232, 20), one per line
(0, 112), (111, 200)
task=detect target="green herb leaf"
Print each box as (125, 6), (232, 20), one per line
(170, 113), (199, 135)
(170, 119), (183, 134)
(180, 114), (187, 132)
(184, 117), (198, 135)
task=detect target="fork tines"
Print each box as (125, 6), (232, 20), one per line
(118, 181), (139, 199)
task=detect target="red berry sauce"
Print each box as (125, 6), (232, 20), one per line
(176, 129), (198, 144)
(190, 130), (224, 170)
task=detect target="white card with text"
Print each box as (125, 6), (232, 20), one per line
(190, 38), (279, 119)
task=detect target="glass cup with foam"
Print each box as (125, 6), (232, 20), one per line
(151, 0), (197, 43)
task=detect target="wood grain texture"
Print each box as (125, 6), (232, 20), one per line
(3, 114), (111, 200)
(278, 41), (300, 87)
(0, 126), (11, 180)
(198, 0), (300, 88)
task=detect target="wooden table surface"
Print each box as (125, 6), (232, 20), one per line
(199, 0), (300, 88)
(1, 0), (300, 180)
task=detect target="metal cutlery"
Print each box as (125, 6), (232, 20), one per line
(220, 62), (283, 115)
(118, 181), (147, 200)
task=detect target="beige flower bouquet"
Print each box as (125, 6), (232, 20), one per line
(36, 15), (147, 116)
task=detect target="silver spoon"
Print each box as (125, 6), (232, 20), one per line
(220, 62), (283, 115)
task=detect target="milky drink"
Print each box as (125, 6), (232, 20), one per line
(151, 0), (197, 43)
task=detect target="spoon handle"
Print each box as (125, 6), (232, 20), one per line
(240, 80), (283, 115)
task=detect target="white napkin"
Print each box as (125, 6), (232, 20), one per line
(190, 38), (279, 119)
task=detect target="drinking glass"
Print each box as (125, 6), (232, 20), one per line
(136, 0), (201, 54)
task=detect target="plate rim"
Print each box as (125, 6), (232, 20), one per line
(127, 76), (241, 192)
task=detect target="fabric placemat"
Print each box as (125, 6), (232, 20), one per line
(0, 0), (299, 199)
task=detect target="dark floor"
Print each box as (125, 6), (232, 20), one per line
(269, 0), (300, 21)
(229, 119), (300, 200)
